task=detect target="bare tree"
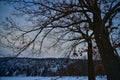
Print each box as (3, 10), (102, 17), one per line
(1, 0), (120, 80)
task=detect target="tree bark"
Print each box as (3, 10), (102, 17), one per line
(87, 40), (95, 80)
(94, 31), (120, 80)
(93, 11), (120, 80)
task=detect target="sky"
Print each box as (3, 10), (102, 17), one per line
(0, 1), (88, 59)
(0, 1), (86, 58)
(0, 1), (13, 21)
(0, 1), (119, 59)
(0, 1), (14, 57)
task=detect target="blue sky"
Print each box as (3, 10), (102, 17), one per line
(0, 1), (119, 58)
(0, 1), (13, 57)
(0, 1), (13, 21)
(0, 1), (78, 58)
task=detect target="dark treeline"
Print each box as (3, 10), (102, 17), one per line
(0, 57), (105, 76)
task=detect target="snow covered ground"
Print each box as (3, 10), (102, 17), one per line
(0, 76), (107, 80)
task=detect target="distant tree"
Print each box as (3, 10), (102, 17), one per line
(1, 0), (120, 80)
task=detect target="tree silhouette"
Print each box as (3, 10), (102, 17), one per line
(1, 0), (120, 80)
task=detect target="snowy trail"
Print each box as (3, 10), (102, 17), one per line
(0, 76), (107, 80)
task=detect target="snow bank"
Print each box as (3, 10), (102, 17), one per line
(0, 76), (107, 80)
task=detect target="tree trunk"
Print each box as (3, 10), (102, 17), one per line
(87, 40), (95, 80)
(94, 30), (120, 80)
(93, 11), (120, 80)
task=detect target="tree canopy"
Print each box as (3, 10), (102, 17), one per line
(0, 0), (120, 80)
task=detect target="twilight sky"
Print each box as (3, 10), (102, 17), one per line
(0, 1), (88, 59)
(0, 1), (14, 57)
(0, 1), (119, 59)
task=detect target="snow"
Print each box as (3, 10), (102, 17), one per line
(0, 76), (107, 80)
